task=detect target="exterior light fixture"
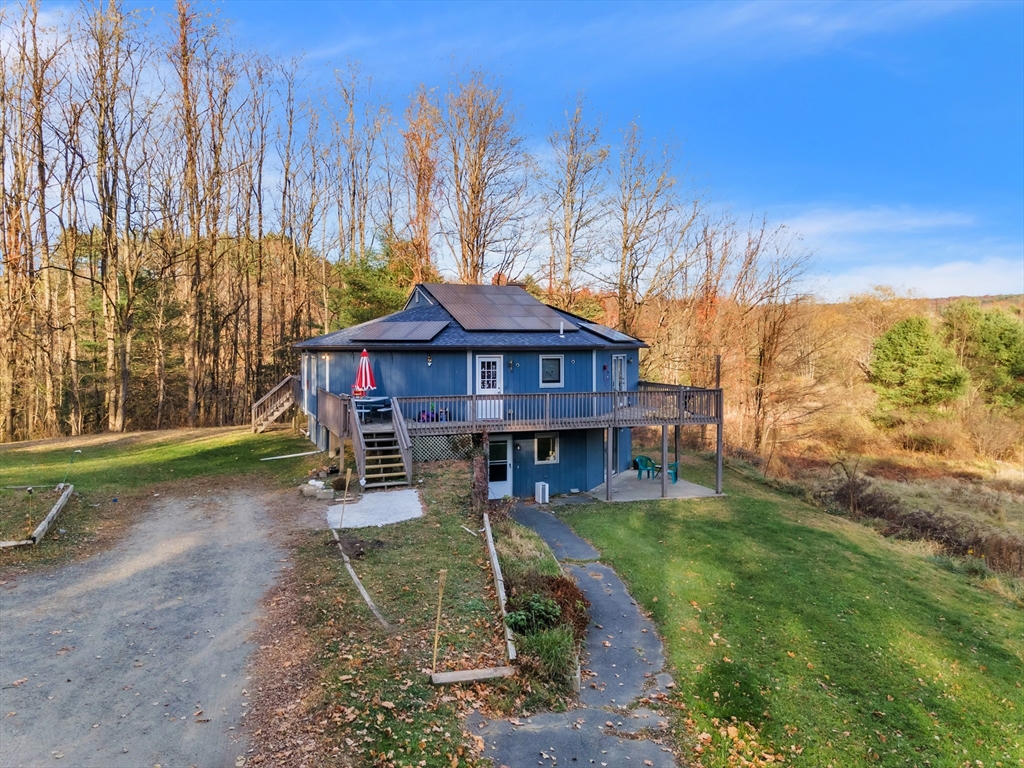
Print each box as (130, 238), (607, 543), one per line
(427, 355), (432, 367)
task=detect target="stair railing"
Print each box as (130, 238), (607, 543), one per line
(251, 375), (298, 432)
(391, 397), (413, 482)
(348, 399), (367, 483)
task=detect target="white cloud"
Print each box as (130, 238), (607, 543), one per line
(785, 206), (975, 238)
(813, 256), (1024, 301)
(772, 202), (1023, 300)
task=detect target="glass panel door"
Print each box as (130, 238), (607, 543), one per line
(476, 355), (503, 420)
(488, 435), (512, 498)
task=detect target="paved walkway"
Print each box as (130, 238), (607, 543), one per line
(467, 505), (678, 767)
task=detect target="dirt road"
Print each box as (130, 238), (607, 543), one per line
(1, 486), (298, 768)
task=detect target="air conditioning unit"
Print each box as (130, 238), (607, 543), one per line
(535, 481), (550, 504)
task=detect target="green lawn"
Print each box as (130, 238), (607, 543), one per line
(558, 456), (1023, 768)
(0, 427), (318, 558)
(282, 461), (505, 767)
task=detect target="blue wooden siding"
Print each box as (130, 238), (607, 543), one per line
(481, 350), (594, 395)
(506, 427), (634, 497)
(586, 429), (606, 489)
(616, 427), (633, 472)
(304, 347), (639, 402)
(511, 429), (601, 497)
(316, 350), (468, 398)
(594, 350), (640, 392)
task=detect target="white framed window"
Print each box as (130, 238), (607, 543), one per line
(539, 355), (564, 388)
(535, 432), (559, 464)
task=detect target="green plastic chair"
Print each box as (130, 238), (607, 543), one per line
(635, 455), (657, 479)
(666, 461), (679, 484)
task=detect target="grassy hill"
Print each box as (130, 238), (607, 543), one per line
(558, 456), (1023, 767)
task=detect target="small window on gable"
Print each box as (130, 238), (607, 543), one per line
(535, 433), (559, 464)
(539, 355), (564, 388)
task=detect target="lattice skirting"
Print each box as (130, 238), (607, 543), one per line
(412, 434), (475, 462)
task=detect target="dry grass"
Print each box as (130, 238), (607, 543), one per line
(873, 476), (1023, 536)
(492, 518), (560, 580)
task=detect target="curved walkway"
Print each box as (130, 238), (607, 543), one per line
(467, 504), (678, 767)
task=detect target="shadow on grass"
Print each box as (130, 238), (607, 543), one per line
(559, 486), (1022, 767)
(0, 428), (316, 494)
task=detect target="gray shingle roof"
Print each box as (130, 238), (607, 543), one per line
(294, 284), (646, 351)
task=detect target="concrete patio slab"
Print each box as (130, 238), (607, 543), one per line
(326, 488), (423, 528)
(587, 470), (719, 503)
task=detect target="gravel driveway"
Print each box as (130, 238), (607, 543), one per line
(1, 486), (292, 768)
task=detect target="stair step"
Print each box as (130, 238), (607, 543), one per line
(364, 470), (408, 478)
(363, 480), (410, 489)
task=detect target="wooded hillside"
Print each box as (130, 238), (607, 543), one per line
(3, 0), (1021, 465)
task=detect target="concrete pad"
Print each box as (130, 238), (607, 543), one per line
(587, 471), (718, 503)
(326, 488), (423, 529)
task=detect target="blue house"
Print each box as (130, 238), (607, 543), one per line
(257, 283), (722, 499)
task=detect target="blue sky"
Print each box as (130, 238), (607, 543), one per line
(158, 1), (1024, 298)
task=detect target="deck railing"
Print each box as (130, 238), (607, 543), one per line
(394, 386), (720, 436)
(317, 388), (352, 439)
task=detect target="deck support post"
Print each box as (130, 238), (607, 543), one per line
(605, 427), (613, 501)
(673, 423), (679, 463)
(715, 389), (723, 494)
(661, 424), (668, 498)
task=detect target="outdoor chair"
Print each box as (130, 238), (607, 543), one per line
(635, 455), (657, 479)
(655, 460), (679, 483)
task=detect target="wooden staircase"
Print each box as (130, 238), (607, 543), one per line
(252, 375), (299, 433)
(361, 428), (410, 489)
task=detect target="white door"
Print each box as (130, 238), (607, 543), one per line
(611, 354), (627, 405)
(476, 355), (503, 420)
(488, 434), (513, 499)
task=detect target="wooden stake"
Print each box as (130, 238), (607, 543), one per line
(338, 468), (352, 530)
(432, 568), (448, 673)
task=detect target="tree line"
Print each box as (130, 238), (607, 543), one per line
(2, 0), (809, 443)
(4, 0), (1020, 465)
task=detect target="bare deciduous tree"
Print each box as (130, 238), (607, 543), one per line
(543, 94), (607, 310)
(439, 71), (531, 284)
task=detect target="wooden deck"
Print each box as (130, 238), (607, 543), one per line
(395, 385), (721, 436)
(315, 384), (721, 439)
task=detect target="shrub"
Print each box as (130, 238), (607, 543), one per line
(505, 593), (561, 635)
(506, 571), (591, 642)
(517, 625), (576, 687)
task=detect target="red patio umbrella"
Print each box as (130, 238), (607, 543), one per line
(352, 349), (376, 397)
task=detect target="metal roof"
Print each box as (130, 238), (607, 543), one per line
(419, 284), (576, 332)
(348, 320), (449, 342)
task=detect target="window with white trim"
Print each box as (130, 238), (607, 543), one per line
(539, 355), (564, 388)
(535, 433), (559, 464)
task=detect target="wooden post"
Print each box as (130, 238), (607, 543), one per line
(432, 569), (448, 673)
(605, 427), (613, 502)
(716, 389), (723, 495)
(674, 423), (680, 462)
(661, 424), (668, 498)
